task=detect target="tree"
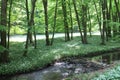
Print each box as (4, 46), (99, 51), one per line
(93, 0), (102, 39)
(68, 0), (73, 39)
(101, 0), (107, 45)
(72, 0), (84, 43)
(24, 0), (37, 56)
(88, 7), (92, 37)
(51, 0), (58, 45)
(0, 0), (9, 63)
(81, 1), (88, 44)
(61, 0), (70, 41)
(42, 0), (50, 46)
(106, 0), (112, 38)
(7, 0), (13, 49)
(114, 0), (120, 32)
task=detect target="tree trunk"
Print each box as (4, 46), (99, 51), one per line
(42, 0), (50, 46)
(101, 0), (106, 45)
(68, 0), (73, 40)
(24, 0), (37, 56)
(72, 0), (84, 43)
(51, 0), (58, 45)
(24, 0), (29, 56)
(93, 0), (102, 39)
(0, 0), (9, 63)
(7, 0), (13, 49)
(88, 7), (92, 37)
(61, 0), (70, 41)
(82, 4), (88, 44)
(114, 0), (120, 32)
(107, 0), (112, 38)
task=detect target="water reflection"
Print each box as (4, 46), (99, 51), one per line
(92, 52), (120, 64)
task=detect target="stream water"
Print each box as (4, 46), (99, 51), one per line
(0, 52), (120, 80)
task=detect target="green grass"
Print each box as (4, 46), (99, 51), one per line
(0, 35), (120, 76)
(92, 65), (120, 80)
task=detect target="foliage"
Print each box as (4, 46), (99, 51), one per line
(111, 35), (120, 43)
(92, 66), (120, 80)
(5, 0), (102, 35)
(0, 46), (6, 53)
(0, 25), (8, 31)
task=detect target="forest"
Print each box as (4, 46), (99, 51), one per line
(0, 0), (120, 80)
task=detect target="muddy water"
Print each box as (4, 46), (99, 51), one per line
(1, 52), (120, 80)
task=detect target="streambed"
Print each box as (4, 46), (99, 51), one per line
(1, 52), (120, 80)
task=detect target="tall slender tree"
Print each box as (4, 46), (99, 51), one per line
(106, 0), (112, 38)
(24, 0), (37, 56)
(68, 0), (73, 39)
(61, 0), (70, 41)
(101, 0), (106, 45)
(51, 0), (58, 45)
(72, 0), (84, 43)
(88, 7), (92, 37)
(93, 0), (102, 38)
(7, 0), (13, 49)
(0, 0), (8, 63)
(114, 0), (120, 32)
(42, 0), (50, 45)
(81, 2), (88, 44)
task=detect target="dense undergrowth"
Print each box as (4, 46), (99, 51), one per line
(92, 66), (120, 80)
(0, 35), (120, 77)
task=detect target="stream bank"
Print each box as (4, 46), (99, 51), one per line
(1, 51), (120, 80)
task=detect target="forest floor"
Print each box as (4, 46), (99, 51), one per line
(0, 35), (120, 79)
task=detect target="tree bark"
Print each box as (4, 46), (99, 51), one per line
(93, 0), (102, 39)
(88, 7), (92, 37)
(0, 0), (9, 63)
(68, 0), (73, 40)
(101, 0), (106, 45)
(24, 0), (37, 56)
(114, 0), (120, 32)
(82, 4), (88, 44)
(72, 0), (84, 43)
(7, 0), (13, 49)
(107, 0), (112, 38)
(51, 0), (58, 45)
(42, 0), (50, 46)
(61, 0), (70, 41)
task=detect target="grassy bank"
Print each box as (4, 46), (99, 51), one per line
(0, 35), (120, 76)
(92, 65), (120, 80)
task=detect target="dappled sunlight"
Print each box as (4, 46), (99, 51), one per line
(66, 42), (80, 48)
(54, 54), (61, 60)
(75, 46), (81, 49)
(51, 49), (61, 54)
(66, 43), (81, 50)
